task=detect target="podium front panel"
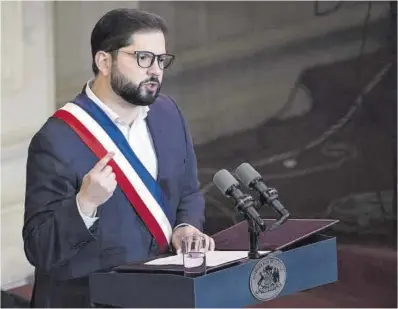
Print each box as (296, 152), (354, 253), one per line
(90, 272), (195, 307)
(90, 233), (338, 308)
(193, 235), (337, 308)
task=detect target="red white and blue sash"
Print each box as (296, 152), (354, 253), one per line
(53, 94), (173, 252)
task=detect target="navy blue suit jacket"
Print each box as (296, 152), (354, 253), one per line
(22, 91), (205, 307)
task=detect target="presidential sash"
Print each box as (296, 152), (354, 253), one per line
(53, 94), (173, 252)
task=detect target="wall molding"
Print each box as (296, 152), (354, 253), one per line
(1, 1), (24, 92)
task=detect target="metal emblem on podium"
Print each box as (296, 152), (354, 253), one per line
(249, 256), (287, 301)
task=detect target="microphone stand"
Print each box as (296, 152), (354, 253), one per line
(247, 216), (262, 259)
(236, 189), (290, 259)
(235, 197), (267, 259)
(226, 185), (289, 260)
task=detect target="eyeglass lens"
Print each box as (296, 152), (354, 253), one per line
(137, 52), (174, 69)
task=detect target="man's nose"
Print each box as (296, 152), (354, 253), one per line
(147, 59), (162, 77)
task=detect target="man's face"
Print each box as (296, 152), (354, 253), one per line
(110, 31), (168, 106)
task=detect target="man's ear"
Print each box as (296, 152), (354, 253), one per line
(95, 51), (112, 76)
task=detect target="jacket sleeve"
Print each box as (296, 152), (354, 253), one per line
(22, 130), (98, 274)
(173, 101), (206, 231)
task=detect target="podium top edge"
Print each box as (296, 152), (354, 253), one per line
(211, 218), (339, 238)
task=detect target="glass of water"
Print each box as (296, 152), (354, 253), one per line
(181, 234), (207, 277)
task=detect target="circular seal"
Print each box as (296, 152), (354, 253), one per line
(249, 256), (287, 301)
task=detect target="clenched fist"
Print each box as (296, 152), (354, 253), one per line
(77, 151), (117, 216)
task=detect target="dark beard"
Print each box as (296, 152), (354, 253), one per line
(110, 66), (161, 106)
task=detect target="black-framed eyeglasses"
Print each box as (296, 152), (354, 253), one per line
(119, 50), (175, 70)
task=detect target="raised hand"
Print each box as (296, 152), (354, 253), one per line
(77, 151), (117, 216)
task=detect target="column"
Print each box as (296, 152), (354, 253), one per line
(1, 0), (55, 289)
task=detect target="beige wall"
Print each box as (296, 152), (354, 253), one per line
(1, 1), (55, 289)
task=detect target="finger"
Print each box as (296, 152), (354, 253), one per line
(202, 235), (210, 252)
(209, 237), (216, 251)
(174, 239), (182, 254)
(102, 165), (113, 176)
(93, 151), (115, 172)
(109, 178), (117, 191)
(194, 235), (201, 252)
(106, 177), (117, 191)
(186, 237), (192, 253)
(184, 234), (194, 253)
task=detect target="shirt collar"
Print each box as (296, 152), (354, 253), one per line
(85, 80), (150, 125)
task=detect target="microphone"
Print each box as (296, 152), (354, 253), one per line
(235, 163), (290, 225)
(213, 169), (267, 232)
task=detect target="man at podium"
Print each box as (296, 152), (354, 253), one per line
(22, 8), (214, 308)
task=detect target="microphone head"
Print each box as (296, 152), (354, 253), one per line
(235, 163), (262, 188)
(213, 169), (240, 195)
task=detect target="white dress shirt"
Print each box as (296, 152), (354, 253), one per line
(77, 81), (157, 229)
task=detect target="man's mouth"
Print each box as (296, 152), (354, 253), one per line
(143, 82), (159, 91)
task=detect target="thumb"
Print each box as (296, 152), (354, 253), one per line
(174, 243), (182, 254)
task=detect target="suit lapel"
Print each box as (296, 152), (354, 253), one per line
(146, 109), (173, 201)
(146, 109), (165, 182)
